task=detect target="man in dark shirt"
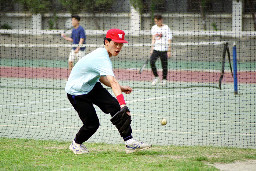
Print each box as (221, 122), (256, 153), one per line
(61, 15), (86, 75)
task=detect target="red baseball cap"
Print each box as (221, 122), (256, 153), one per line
(106, 29), (128, 43)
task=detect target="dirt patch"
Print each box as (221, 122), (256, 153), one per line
(211, 160), (256, 171)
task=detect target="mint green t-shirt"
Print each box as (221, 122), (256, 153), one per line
(65, 48), (114, 95)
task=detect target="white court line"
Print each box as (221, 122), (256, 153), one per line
(1, 124), (255, 136)
(0, 98), (67, 107)
(1, 29), (256, 37)
(3, 87), (253, 118)
(127, 88), (225, 104)
(0, 41), (226, 48)
(131, 113), (256, 125)
(132, 129), (256, 136)
(12, 107), (72, 117)
(9, 88), (223, 117)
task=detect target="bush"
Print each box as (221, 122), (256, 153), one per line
(0, 24), (12, 29)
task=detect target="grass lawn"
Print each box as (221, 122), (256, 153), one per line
(0, 138), (255, 170)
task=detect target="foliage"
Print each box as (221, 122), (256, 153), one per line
(130, 0), (165, 14)
(15, 0), (51, 14)
(0, 23), (12, 29)
(58, 0), (84, 14)
(200, 0), (211, 30)
(0, 0), (16, 11)
(211, 22), (218, 31)
(130, 0), (144, 14)
(59, 0), (115, 14)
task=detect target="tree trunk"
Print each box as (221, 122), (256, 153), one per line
(92, 12), (100, 30)
(200, 0), (207, 30)
(248, 0), (256, 31)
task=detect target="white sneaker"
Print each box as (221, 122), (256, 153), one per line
(151, 77), (159, 86)
(69, 140), (89, 154)
(125, 139), (152, 154)
(160, 79), (167, 86)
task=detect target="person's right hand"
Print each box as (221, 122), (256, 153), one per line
(120, 105), (131, 116)
(61, 33), (66, 38)
(150, 49), (153, 55)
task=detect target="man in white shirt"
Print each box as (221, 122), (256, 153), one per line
(150, 15), (172, 86)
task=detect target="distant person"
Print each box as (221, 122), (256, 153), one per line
(61, 15), (86, 75)
(65, 29), (151, 154)
(150, 14), (172, 86)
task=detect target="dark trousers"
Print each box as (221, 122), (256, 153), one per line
(150, 50), (168, 80)
(67, 82), (132, 144)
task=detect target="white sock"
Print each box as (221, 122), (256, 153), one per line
(73, 140), (80, 145)
(125, 138), (135, 145)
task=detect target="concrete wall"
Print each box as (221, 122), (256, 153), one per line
(1, 12), (255, 31)
(41, 13), (130, 30)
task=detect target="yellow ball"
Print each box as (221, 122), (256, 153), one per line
(161, 119), (167, 125)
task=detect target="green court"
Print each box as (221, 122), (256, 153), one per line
(1, 62), (255, 148)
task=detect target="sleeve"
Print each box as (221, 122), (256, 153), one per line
(151, 26), (155, 36)
(80, 28), (86, 39)
(167, 26), (172, 40)
(70, 29), (73, 39)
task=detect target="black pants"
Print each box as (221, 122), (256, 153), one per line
(67, 82), (132, 144)
(150, 50), (168, 80)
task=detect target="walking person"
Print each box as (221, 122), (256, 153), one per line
(150, 14), (172, 86)
(65, 29), (151, 154)
(61, 15), (86, 75)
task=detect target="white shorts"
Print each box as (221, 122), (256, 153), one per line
(68, 50), (85, 63)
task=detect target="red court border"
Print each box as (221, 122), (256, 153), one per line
(0, 66), (255, 84)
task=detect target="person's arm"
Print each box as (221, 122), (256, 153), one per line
(151, 35), (156, 55)
(74, 38), (85, 53)
(167, 27), (172, 58)
(100, 75), (132, 108)
(167, 39), (171, 58)
(99, 76), (132, 95)
(61, 34), (73, 42)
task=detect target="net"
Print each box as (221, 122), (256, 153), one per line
(0, 37), (230, 90)
(1, 1), (256, 149)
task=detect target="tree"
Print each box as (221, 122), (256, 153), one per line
(130, 0), (165, 25)
(247, 0), (256, 31)
(59, 0), (116, 29)
(199, 0), (209, 30)
(58, 0), (84, 15)
(130, 0), (144, 14)
(16, 0), (61, 29)
(16, 0), (50, 14)
(0, 0), (16, 11)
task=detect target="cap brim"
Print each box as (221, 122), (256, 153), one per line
(112, 39), (128, 43)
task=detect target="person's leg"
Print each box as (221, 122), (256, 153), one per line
(150, 50), (159, 78)
(77, 50), (85, 62)
(68, 50), (75, 75)
(160, 51), (168, 80)
(68, 61), (73, 75)
(67, 94), (100, 144)
(90, 82), (133, 141)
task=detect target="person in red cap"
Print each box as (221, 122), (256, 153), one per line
(65, 28), (151, 154)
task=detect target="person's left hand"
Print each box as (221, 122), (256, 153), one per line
(74, 48), (79, 53)
(121, 86), (132, 94)
(167, 51), (171, 58)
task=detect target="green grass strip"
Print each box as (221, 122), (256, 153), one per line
(0, 138), (255, 170)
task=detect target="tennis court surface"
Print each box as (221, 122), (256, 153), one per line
(1, 35), (255, 148)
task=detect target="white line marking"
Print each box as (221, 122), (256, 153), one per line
(0, 124), (255, 136)
(0, 98), (67, 107)
(0, 42), (226, 48)
(127, 88), (224, 104)
(12, 107), (72, 117)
